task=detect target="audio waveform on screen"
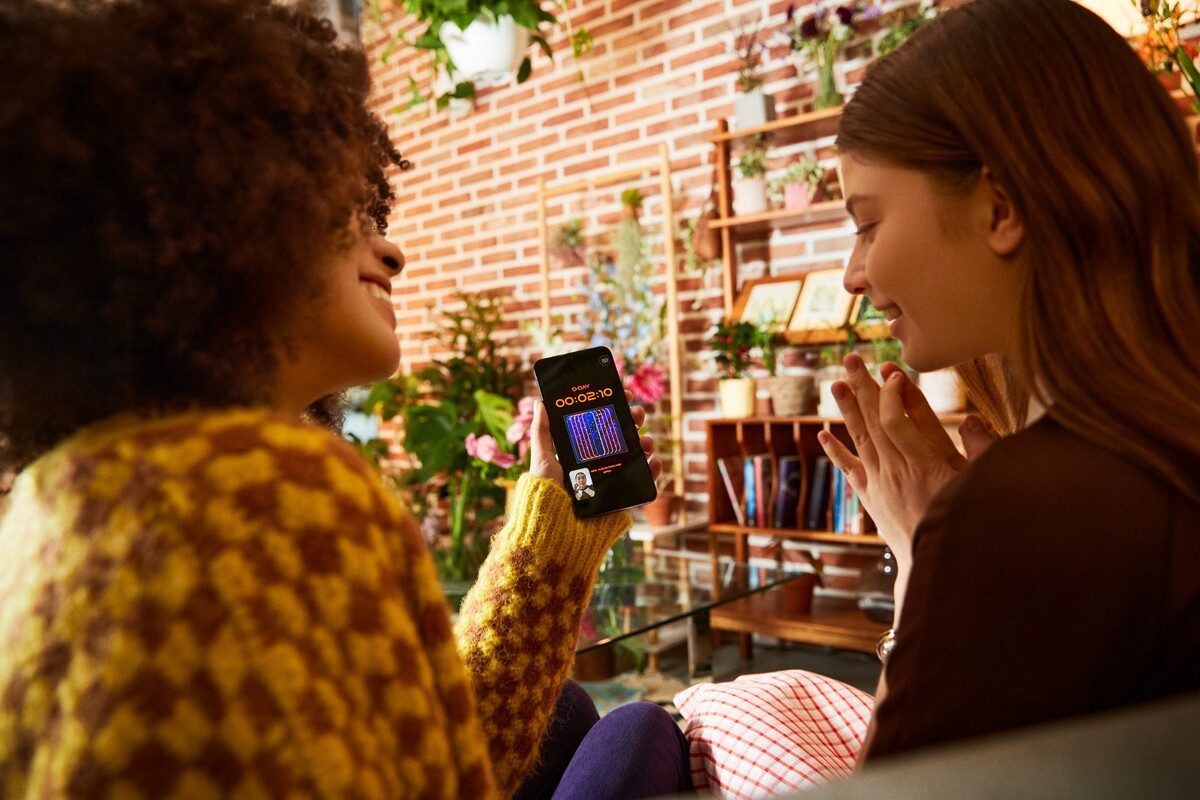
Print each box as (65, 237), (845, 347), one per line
(565, 405), (627, 463)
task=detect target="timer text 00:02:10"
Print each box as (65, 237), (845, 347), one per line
(554, 387), (614, 407)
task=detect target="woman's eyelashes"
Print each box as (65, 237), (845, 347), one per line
(854, 221), (878, 239)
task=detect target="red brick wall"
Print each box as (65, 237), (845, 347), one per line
(366, 1), (857, 510)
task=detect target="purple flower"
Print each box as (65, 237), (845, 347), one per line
(800, 16), (819, 39)
(786, 3), (796, 22)
(835, 5), (855, 25)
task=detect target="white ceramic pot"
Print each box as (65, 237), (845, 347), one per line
(440, 14), (531, 87)
(817, 368), (845, 418)
(732, 178), (768, 215)
(733, 88), (776, 129)
(719, 378), (757, 418)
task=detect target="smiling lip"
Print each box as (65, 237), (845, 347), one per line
(361, 278), (392, 303)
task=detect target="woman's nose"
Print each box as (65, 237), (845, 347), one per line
(843, 252), (868, 296)
(373, 234), (405, 275)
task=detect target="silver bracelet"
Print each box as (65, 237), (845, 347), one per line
(875, 628), (897, 665)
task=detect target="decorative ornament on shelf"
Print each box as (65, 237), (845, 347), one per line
(782, 2), (882, 110)
(730, 18), (776, 128)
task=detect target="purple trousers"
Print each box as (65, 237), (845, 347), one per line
(513, 680), (694, 800)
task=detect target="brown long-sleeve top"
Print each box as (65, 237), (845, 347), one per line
(866, 416), (1200, 761)
(0, 408), (629, 798)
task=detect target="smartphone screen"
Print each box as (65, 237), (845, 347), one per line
(533, 346), (658, 518)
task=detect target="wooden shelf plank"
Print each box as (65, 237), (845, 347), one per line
(711, 593), (887, 654)
(711, 200), (847, 235)
(709, 524), (885, 546)
(705, 107), (842, 144)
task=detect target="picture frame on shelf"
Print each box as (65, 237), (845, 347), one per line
(732, 275), (805, 326)
(787, 268), (855, 336)
(850, 295), (890, 339)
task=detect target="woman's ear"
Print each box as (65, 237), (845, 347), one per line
(983, 167), (1025, 256)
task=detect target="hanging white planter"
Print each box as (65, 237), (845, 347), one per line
(440, 14), (531, 87)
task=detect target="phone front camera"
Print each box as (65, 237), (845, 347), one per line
(600, 357), (610, 364)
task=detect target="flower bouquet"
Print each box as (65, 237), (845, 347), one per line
(783, 2), (881, 109)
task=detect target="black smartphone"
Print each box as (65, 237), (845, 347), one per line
(533, 346), (658, 518)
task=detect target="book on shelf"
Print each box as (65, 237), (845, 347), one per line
(715, 456), (746, 525)
(741, 453), (773, 528)
(830, 465), (865, 534)
(805, 456), (832, 530)
(774, 456), (804, 529)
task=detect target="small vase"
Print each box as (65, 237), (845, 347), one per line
(812, 40), (844, 110)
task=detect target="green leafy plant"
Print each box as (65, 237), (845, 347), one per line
(734, 144), (768, 180)
(364, 290), (526, 582)
(710, 319), (758, 379)
(620, 188), (645, 209)
(750, 313), (785, 375)
(876, 0), (941, 57)
(551, 217), (586, 265)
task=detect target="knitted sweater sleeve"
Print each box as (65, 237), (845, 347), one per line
(454, 474), (631, 796)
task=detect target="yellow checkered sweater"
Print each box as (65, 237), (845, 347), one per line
(0, 409), (630, 798)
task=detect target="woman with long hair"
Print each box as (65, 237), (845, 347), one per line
(820, 0), (1200, 761)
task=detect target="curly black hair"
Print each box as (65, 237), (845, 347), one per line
(0, 0), (410, 468)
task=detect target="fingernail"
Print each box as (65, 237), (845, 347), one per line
(962, 416), (981, 432)
(888, 372), (901, 384)
(845, 357), (858, 374)
(831, 382), (848, 399)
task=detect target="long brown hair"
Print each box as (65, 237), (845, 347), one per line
(838, 0), (1200, 500)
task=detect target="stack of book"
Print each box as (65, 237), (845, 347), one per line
(715, 454), (867, 533)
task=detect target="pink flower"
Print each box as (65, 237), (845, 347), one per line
(466, 432), (517, 469)
(627, 361), (667, 405)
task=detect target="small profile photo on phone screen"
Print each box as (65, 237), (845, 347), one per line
(569, 468), (595, 501)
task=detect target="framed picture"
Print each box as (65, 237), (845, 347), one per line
(731, 275), (805, 328)
(788, 268), (854, 335)
(851, 295), (890, 339)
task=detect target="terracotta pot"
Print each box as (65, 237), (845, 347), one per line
(783, 183), (812, 210)
(643, 490), (677, 527)
(783, 572), (819, 616)
(572, 646), (615, 682)
(719, 377), (757, 418)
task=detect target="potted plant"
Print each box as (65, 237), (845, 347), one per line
(753, 316), (816, 417)
(771, 155), (828, 211)
(397, 1), (592, 107)
(782, 2), (879, 109)
(732, 139), (769, 215)
(731, 20), (776, 128)
(711, 319), (758, 418)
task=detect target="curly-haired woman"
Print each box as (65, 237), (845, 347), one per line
(0, 1), (689, 797)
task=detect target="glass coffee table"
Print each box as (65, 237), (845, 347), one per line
(576, 545), (801, 678)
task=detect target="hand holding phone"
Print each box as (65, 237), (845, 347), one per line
(533, 346), (659, 517)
